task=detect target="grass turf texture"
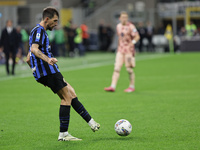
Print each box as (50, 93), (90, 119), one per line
(0, 52), (199, 150)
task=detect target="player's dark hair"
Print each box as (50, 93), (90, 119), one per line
(42, 7), (59, 20)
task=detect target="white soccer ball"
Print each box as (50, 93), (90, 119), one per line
(114, 119), (132, 136)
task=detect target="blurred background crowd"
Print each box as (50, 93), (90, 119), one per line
(0, 0), (200, 75)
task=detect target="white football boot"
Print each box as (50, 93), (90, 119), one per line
(90, 121), (100, 132)
(58, 133), (82, 141)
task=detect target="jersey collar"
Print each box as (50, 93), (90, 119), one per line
(37, 24), (45, 30)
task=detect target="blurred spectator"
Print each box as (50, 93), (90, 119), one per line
(16, 26), (24, 64)
(98, 19), (105, 50)
(74, 25), (85, 56)
(46, 30), (56, 56)
(65, 19), (72, 29)
(105, 24), (114, 51)
(185, 21), (197, 37)
(178, 26), (186, 38)
(146, 21), (154, 52)
(137, 22), (146, 52)
(164, 36), (180, 53)
(98, 20), (108, 51)
(54, 26), (67, 57)
(80, 23), (90, 51)
(88, 31), (99, 51)
(157, 23), (165, 34)
(0, 20), (19, 75)
(20, 28), (29, 55)
(101, 26), (108, 51)
(65, 23), (76, 57)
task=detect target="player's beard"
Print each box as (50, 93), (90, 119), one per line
(46, 25), (54, 31)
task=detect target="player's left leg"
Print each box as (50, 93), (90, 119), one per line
(124, 54), (135, 92)
(67, 83), (100, 132)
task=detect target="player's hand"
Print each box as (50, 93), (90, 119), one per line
(132, 39), (137, 45)
(48, 58), (58, 65)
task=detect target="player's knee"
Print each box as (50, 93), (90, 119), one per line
(114, 69), (120, 73)
(58, 90), (72, 105)
(126, 67), (133, 74)
(61, 99), (72, 105)
(114, 67), (121, 73)
(68, 86), (77, 98)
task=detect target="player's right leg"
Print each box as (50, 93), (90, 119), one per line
(67, 83), (100, 132)
(57, 86), (82, 141)
(104, 52), (124, 92)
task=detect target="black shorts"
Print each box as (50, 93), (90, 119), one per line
(37, 72), (67, 94)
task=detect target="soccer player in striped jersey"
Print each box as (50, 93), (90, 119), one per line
(26, 7), (100, 141)
(104, 11), (140, 92)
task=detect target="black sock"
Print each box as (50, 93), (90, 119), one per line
(59, 105), (70, 132)
(71, 97), (91, 123)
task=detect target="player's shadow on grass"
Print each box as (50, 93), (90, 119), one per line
(92, 136), (135, 141)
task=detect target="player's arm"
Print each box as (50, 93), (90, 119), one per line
(26, 52), (31, 68)
(134, 32), (140, 42)
(131, 32), (140, 45)
(131, 25), (140, 45)
(31, 44), (57, 66)
(130, 25), (140, 57)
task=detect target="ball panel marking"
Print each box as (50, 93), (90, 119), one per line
(114, 119), (132, 136)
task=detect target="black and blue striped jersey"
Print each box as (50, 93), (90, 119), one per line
(29, 24), (60, 80)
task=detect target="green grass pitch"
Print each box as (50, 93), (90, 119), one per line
(0, 52), (200, 150)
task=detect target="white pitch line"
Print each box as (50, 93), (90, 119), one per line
(0, 54), (169, 82)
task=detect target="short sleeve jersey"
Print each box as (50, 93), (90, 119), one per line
(29, 24), (60, 80)
(116, 22), (138, 54)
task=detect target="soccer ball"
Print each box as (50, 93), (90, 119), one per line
(114, 119), (132, 136)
